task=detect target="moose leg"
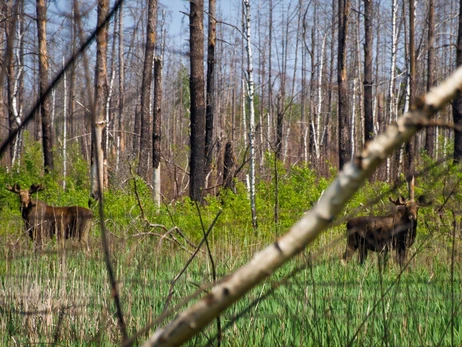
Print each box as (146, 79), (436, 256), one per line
(358, 240), (367, 265)
(396, 245), (407, 267)
(79, 218), (91, 252)
(34, 226), (43, 252)
(378, 246), (389, 270)
(342, 234), (357, 265)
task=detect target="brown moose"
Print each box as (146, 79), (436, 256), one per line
(6, 183), (93, 250)
(342, 193), (431, 266)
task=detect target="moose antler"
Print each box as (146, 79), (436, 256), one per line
(389, 195), (407, 205)
(5, 183), (21, 193)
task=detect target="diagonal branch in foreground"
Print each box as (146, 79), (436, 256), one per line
(142, 67), (462, 347)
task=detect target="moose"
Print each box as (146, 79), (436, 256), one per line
(6, 183), (93, 251)
(342, 190), (431, 267)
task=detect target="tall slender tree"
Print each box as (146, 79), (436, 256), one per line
(189, 0), (206, 203)
(37, 0), (53, 173)
(5, 0), (17, 166)
(454, 0), (462, 163)
(138, 0), (157, 183)
(116, 2), (125, 173)
(338, 0), (351, 169)
(363, 0), (373, 143)
(425, 0), (435, 158)
(153, 57), (162, 208)
(91, 0), (109, 200)
(405, 0), (416, 180)
(205, 0), (216, 173)
(243, 0), (257, 231)
(0, 18), (4, 167)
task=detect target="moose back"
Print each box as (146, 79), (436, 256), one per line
(342, 195), (431, 266)
(7, 183), (93, 250)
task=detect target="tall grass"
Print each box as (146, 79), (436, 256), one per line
(1, 224), (461, 346)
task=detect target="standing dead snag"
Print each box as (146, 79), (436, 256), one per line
(342, 194), (432, 266)
(6, 183), (93, 250)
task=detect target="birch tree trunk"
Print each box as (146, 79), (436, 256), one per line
(387, 0), (399, 181)
(153, 57), (162, 208)
(63, 57), (67, 189)
(243, 0), (257, 231)
(142, 65), (462, 347)
(267, 0), (273, 154)
(405, 0), (416, 178)
(116, 2), (124, 173)
(5, 2), (22, 168)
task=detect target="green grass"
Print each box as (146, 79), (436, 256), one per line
(1, 225), (461, 346)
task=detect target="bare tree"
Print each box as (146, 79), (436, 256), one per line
(189, 0), (206, 203)
(116, 2), (125, 173)
(405, 0), (416, 187)
(205, 0), (216, 173)
(244, 0), (257, 231)
(425, 0), (435, 158)
(364, 0), (373, 143)
(37, 0), (53, 173)
(91, 0), (109, 200)
(5, 0), (21, 168)
(0, 0), (6, 167)
(338, 0), (351, 169)
(454, 0), (462, 163)
(138, 0), (158, 183)
(153, 57), (162, 208)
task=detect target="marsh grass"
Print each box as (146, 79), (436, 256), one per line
(1, 221), (462, 346)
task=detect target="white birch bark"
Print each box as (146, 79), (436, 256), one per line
(106, 63), (115, 157)
(116, 3), (124, 174)
(311, 33), (326, 160)
(11, 36), (23, 168)
(142, 66), (462, 347)
(351, 77), (356, 156)
(63, 57), (67, 190)
(241, 77), (247, 144)
(243, 0), (257, 230)
(387, 0), (399, 180)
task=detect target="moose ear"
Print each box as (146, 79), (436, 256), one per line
(30, 184), (45, 194)
(417, 195), (432, 207)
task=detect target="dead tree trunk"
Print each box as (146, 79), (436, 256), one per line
(189, 0), (206, 203)
(37, 0), (54, 173)
(338, 0), (351, 169)
(138, 0), (157, 183)
(91, 0), (109, 200)
(454, 0), (462, 164)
